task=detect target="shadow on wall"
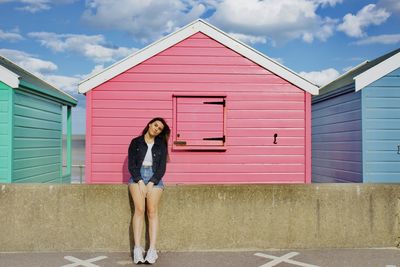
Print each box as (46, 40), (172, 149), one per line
(123, 156), (130, 183)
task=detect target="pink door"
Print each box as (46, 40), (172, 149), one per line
(174, 96), (226, 148)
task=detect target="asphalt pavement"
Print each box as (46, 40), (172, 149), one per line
(0, 248), (399, 267)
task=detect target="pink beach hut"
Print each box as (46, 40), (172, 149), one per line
(78, 20), (318, 184)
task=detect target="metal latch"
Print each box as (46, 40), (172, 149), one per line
(174, 141), (187, 146)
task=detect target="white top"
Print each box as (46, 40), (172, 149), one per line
(142, 143), (154, 166)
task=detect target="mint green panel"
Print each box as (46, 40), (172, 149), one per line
(0, 82), (11, 183)
(12, 90), (62, 183)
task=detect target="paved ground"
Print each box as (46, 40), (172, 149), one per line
(0, 248), (399, 267)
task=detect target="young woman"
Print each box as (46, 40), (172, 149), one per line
(128, 117), (170, 264)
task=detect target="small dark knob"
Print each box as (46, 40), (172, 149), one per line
(273, 133), (278, 144)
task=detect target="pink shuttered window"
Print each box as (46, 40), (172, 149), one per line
(173, 95), (226, 150)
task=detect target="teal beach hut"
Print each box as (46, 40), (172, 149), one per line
(312, 48), (400, 183)
(0, 55), (77, 183)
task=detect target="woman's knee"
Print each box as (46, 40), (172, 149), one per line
(146, 206), (158, 219)
(134, 204), (146, 216)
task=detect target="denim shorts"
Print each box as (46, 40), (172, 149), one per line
(129, 165), (164, 189)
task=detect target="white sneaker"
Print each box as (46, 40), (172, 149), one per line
(133, 246), (145, 264)
(145, 248), (158, 264)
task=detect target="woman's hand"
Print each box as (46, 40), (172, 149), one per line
(138, 180), (147, 197)
(146, 182), (154, 196)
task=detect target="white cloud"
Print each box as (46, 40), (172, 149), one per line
(0, 0), (77, 13)
(82, 0), (207, 43)
(229, 33), (268, 45)
(208, 0), (339, 45)
(17, 0), (51, 12)
(355, 34), (400, 45)
(378, 0), (400, 14)
(0, 48), (57, 74)
(313, 17), (337, 42)
(44, 74), (80, 94)
(26, 64), (107, 95)
(80, 0), (344, 45)
(28, 32), (137, 63)
(84, 64), (105, 79)
(314, 0), (343, 7)
(299, 68), (340, 87)
(337, 4), (390, 38)
(0, 28), (23, 41)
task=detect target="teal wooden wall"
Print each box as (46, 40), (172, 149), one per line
(12, 89), (62, 183)
(363, 67), (400, 183)
(0, 82), (11, 183)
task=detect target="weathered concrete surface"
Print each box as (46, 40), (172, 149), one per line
(0, 184), (399, 252)
(1, 249), (400, 267)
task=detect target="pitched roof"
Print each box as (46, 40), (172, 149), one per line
(355, 49), (400, 91)
(318, 47), (400, 95)
(78, 19), (318, 95)
(0, 55), (77, 106)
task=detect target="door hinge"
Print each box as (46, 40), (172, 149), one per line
(203, 135), (225, 143)
(203, 99), (225, 107)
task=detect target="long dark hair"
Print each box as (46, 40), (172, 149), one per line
(142, 117), (171, 151)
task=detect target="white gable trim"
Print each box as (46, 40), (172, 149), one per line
(78, 19), (318, 95)
(0, 64), (19, 88)
(355, 51), (400, 91)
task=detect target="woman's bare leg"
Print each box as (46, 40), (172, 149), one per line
(129, 183), (146, 247)
(146, 188), (163, 249)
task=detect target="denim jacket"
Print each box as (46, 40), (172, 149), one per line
(128, 135), (167, 185)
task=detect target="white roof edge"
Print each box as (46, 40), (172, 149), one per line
(0, 64), (20, 88)
(0, 55), (77, 102)
(354, 51), (400, 92)
(78, 19), (319, 95)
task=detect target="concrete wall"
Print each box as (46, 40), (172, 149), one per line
(0, 184), (399, 252)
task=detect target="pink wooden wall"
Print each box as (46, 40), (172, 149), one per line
(86, 32), (311, 184)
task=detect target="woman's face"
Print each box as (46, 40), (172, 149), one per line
(148, 120), (165, 137)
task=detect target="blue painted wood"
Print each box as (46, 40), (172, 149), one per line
(312, 141), (361, 151)
(312, 166), (362, 183)
(365, 109), (400, 119)
(312, 120), (361, 134)
(0, 82), (11, 183)
(362, 67), (400, 183)
(364, 76), (399, 87)
(388, 67), (400, 76)
(312, 89), (362, 182)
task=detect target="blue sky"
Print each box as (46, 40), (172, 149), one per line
(0, 0), (399, 134)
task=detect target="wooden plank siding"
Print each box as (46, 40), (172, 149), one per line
(312, 90), (363, 182)
(88, 32), (308, 184)
(363, 67), (400, 182)
(12, 90), (62, 183)
(0, 82), (11, 183)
